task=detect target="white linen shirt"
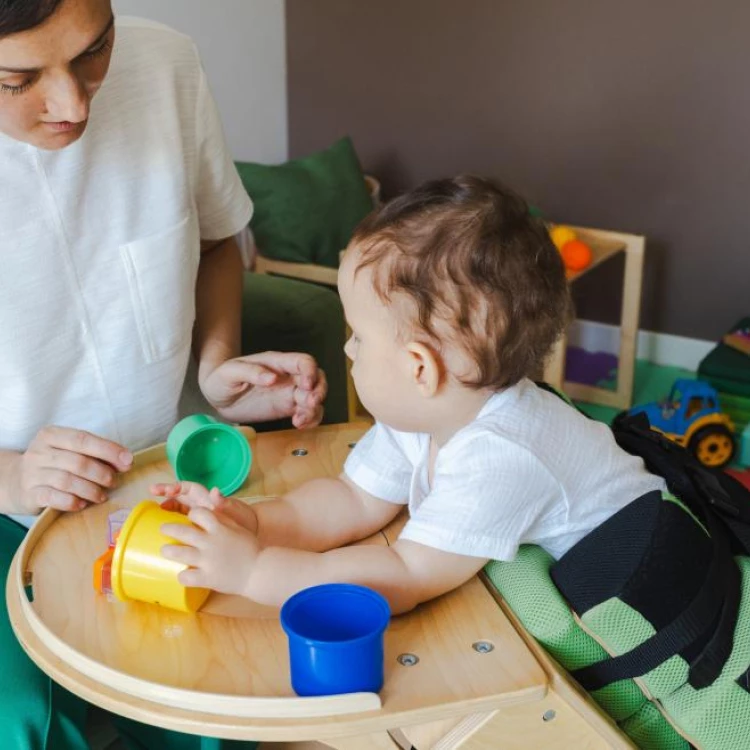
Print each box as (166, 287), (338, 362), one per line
(0, 18), (252, 465)
(344, 379), (667, 561)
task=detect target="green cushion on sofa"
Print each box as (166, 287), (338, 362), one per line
(698, 317), (750, 398)
(236, 136), (374, 268)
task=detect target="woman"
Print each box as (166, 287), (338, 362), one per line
(0, 0), (326, 747)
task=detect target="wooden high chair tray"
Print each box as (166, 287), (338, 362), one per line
(7, 423), (548, 743)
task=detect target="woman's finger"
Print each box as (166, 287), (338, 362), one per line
(35, 426), (133, 472)
(238, 352), (320, 390)
(307, 369), (328, 406)
(291, 370), (326, 410)
(36, 468), (107, 504)
(212, 360), (278, 388)
(40, 448), (117, 489)
(293, 405), (324, 430)
(33, 486), (86, 512)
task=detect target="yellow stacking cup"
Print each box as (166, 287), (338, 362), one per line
(110, 500), (210, 613)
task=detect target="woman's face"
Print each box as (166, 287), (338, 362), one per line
(0, 0), (114, 150)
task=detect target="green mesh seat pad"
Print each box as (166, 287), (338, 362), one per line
(485, 495), (750, 749)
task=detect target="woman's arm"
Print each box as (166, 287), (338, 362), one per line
(194, 236), (244, 381)
(0, 450), (29, 514)
(193, 237), (327, 427)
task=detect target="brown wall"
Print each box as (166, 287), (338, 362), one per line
(286, 0), (750, 340)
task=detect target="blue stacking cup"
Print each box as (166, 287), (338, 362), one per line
(280, 583), (391, 696)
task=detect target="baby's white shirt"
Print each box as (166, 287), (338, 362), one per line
(344, 379), (666, 561)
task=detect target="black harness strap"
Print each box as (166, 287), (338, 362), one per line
(571, 488), (734, 691)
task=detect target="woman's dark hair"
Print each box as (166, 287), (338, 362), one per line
(0, 0), (64, 38)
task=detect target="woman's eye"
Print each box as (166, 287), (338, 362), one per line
(0, 80), (33, 96)
(83, 38), (112, 60)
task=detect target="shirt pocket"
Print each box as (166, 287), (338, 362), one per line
(119, 214), (200, 364)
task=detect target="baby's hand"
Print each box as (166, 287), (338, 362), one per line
(161, 508), (259, 597)
(150, 481), (259, 533)
(150, 481), (225, 515)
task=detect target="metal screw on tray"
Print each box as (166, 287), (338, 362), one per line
(542, 710), (557, 722)
(472, 641), (494, 654)
(291, 448), (308, 457)
(397, 653), (419, 667)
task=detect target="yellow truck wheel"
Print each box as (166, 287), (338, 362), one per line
(688, 425), (735, 468)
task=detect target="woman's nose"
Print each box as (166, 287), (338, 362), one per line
(43, 72), (90, 123)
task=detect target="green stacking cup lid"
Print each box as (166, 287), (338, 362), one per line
(166, 415), (252, 496)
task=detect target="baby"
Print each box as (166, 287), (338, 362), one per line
(153, 176), (665, 614)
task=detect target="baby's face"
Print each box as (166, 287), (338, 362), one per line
(338, 247), (424, 431)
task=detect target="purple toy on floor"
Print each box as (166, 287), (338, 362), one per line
(564, 346), (618, 386)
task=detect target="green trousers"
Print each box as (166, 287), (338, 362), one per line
(0, 518), (258, 749)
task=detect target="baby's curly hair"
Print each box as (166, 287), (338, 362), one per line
(351, 175), (571, 390)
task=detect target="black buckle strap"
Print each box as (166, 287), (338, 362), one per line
(687, 465), (739, 518)
(571, 511), (734, 692)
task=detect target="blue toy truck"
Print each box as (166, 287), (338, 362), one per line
(624, 379), (736, 468)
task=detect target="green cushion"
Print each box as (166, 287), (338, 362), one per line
(698, 318), (750, 397)
(486, 505), (750, 749)
(484, 547), (646, 723)
(620, 703), (690, 750)
(484, 541), (687, 748)
(235, 136), (373, 268)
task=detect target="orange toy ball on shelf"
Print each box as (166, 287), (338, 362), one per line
(561, 239), (593, 272)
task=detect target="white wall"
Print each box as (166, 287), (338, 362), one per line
(114, 0), (287, 164)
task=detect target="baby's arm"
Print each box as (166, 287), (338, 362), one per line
(162, 501), (487, 615)
(254, 476), (404, 551)
(244, 539), (488, 614)
(152, 475), (403, 553)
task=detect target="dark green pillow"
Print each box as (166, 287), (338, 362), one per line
(235, 136), (374, 268)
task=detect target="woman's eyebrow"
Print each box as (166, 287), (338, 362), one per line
(0, 14), (115, 74)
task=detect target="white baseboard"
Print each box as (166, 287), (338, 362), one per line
(568, 320), (713, 372)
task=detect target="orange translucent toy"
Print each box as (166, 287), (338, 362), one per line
(561, 239), (593, 272)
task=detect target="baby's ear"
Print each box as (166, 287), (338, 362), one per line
(405, 342), (442, 397)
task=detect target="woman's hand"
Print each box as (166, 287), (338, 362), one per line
(8, 427), (133, 514)
(198, 351), (327, 428)
(161, 507), (260, 597)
